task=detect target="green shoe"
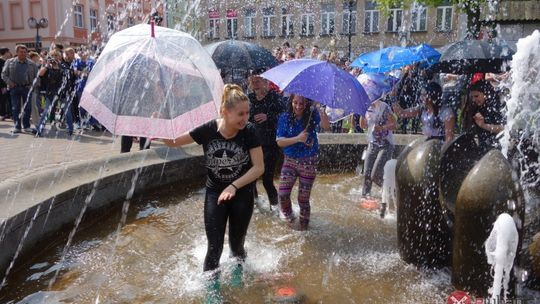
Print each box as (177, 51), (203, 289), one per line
(230, 264), (244, 288)
(205, 278), (223, 304)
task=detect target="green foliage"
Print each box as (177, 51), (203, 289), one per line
(373, 0), (485, 15)
(373, 0), (486, 37)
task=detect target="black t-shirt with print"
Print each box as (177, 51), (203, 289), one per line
(190, 120), (261, 191)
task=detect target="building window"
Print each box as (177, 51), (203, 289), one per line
(436, 6), (453, 31)
(10, 3), (24, 29)
(74, 4), (84, 28)
(262, 7), (275, 37)
(107, 15), (115, 32)
(386, 8), (402, 32)
(301, 13), (315, 36)
(127, 17), (135, 27)
(411, 4), (427, 32)
(244, 8), (255, 37)
(227, 10), (238, 39)
(321, 3), (335, 35)
(90, 9), (98, 31)
(209, 18), (219, 39)
(342, 1), (357, 34)
(281, 7), (293, 37)
(364, 1), (379, 33)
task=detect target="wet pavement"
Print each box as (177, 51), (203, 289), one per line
(0, 119), (165, 185)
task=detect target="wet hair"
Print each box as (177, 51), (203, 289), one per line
(424, 82), (442, 105)
(247, 72), (268, 92)
(470, 80), (496, 97)
(221, 84), (248, 113)
(424, 82), (443, 129)
(287, 94), (316, 131)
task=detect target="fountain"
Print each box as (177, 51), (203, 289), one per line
(0, 0), (539, 301)
(396, 30), (540, 300)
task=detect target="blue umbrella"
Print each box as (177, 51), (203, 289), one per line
(260, 59), (370, 116)
(351, 46), (423, 73)
(357, 73), (398, 102)
(408, 43), (440, 66)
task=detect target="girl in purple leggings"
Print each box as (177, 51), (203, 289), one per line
(276, 94), (330, 230)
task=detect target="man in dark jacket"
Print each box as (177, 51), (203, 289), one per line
(1, 45), (39, 133)
(248, 70), (285, 208)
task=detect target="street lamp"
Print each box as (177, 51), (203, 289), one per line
(348, 0), (354, 60)
(27, 17), (48, 53)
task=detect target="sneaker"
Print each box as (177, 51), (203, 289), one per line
(230, 264), (244, 288)
(379, 202), (387, 219)
(24, 128), (37, 134)
(205, 278), (223, 304)
(279, 210), (295, 223)
(11, 128), (22, 134)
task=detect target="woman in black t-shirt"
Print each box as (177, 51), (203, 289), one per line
(164, 84), (264, 289)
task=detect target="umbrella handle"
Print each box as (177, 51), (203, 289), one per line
(151, 20), (155, 38)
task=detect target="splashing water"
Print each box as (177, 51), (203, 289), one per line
(501, 30), (540, 183)
(485, 213), (519, 301)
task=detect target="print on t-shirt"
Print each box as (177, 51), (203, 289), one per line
(205, 139), (250, 181)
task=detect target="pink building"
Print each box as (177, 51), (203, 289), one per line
(0, 0), (165, 52)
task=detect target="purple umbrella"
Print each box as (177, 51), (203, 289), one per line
(357, 73), (398, 102)
(260, 59), (370, 116)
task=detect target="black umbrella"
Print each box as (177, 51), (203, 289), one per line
(205, 40), (278, 74)
(432, 39), (514, 74)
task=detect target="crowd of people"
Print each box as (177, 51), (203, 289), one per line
(1, 39), (510, 302)
(0, 44), (99, 137)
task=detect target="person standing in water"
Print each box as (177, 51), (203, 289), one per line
(247, 69), (284, 209)
(276, 94), (330, 230)
(360, 92), (397, 199)
(393, 82), (455, 145)
(164, 84), (264, 303)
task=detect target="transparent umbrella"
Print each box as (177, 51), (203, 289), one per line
(80, 24), (223, 139)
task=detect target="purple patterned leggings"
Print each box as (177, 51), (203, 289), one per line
(278, 156), (318, 226)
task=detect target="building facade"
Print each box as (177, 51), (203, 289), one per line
(0, 0), (165, 52)
(479, 0), (540, 48)
(198, 0), (461, 58)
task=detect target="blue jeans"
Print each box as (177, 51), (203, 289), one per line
(77, 92), (98, 127)
(36, 95), (57, 134)
(362, 142), (394, 196)
(10, 86), (32, 129)
(36, 95), (73, 134)
(62, 98), (74, 133)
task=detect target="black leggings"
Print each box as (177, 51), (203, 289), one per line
(261, 145), (280, 205)
(204, 186), (254, 272)
(120, 136), (150, 153)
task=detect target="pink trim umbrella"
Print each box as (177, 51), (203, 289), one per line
(80, 24), (223, 139)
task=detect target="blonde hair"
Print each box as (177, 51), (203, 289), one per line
(221, 84), (248, 113)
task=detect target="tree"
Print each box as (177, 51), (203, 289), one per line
(373, 0), (484, 39)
